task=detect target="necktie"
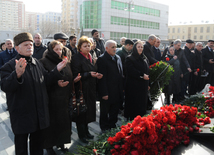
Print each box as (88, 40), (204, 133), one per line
(9, 50), (13, 57)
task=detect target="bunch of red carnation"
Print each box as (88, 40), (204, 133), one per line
(149, 61), (160, 69)
(107, 104), (210, 155)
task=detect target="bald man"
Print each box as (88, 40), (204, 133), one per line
(32, 33), (47, 60)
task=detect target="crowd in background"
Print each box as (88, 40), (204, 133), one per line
(0, 30), (214, 155)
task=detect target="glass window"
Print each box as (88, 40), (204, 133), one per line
(194, 35), (197, 39)
(207, 27), (210, 33)
(177, 28), (180, 33)
(172, 28), (175, 33)
(200, 35), (203, 39)
(206, 35), (210, 40)
(200, 27), (203, 33)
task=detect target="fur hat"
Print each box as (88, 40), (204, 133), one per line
(14, 32), (33, 46)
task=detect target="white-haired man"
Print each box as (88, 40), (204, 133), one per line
(97, 40), (123, 133)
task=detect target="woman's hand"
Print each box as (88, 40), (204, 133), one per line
(96, 73), (103, 79)
(102, 95), (108, 100)
(74, 73), (81, 83)
(15, 58), (27, 78)
(57, 58), (67, 72)
(58, 80), (69, 87)
(148, 86), (150, 90)
(143, 74), (149, 80)
(181, 74), (183, 78)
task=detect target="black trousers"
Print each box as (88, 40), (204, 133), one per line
(14, 130), (43, 155)
(99, 99), (120, 131)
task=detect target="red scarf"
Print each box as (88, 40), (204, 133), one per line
(80, 51), (92, 63)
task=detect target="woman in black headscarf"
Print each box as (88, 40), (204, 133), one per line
(124, 41), (150, 121)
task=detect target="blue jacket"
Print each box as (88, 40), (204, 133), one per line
(0, 48), (18, 68)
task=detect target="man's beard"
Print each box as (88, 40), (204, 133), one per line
(35, 42), (41, 46)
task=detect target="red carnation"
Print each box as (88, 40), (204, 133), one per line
(64, 56), (68, 59)
(196, 68), (200, 72)
(166, 57), (170, 61)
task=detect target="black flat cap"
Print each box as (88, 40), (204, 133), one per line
(54, 32), (68, 40)
(186, 39), (194, 43)
(91, 29), (98, 36)
(125, 39), (134, 45)
(208, 40), (214, 42)
(132, 39), (138, 43)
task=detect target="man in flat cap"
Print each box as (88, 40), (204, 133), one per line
(43, 32), (72, 63)
(92, 29), (105, 54)
(180, 39), (195, 97)
(202, 40), (214, 86)
(0, 32), (68, 155)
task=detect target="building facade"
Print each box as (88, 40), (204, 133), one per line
(61, 0), (79, 35)
(78, 0), (169, 40)
(0, 0), (25, 31)
(168, 24), (214, 42)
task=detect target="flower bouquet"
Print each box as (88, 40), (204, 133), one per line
(149, 61), (174, 100)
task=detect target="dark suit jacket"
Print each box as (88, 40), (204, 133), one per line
(0, 48), (18, 68)
(152, 46), (161, 61)
(202, 46), (214, 73)
(144, 41), (158, 65)
(96, 52), (123, 103)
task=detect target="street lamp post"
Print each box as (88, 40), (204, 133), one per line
(124, 0), (134, 38)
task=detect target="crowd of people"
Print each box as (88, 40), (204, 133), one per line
(0, 29), (214, 155)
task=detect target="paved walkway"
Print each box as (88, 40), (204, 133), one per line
(0, 90), (213, 155)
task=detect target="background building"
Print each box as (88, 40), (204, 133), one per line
(61, 0), (79, 35)
(168, 23), (214, 41)
(78, 0), (169, 40)
(0, 0), (25, 31)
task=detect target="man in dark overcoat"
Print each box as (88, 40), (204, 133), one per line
(97, 40), (123, 132)
(0, 32), (67, 155)
(32, 33), (47, 60)
(202, 40), (214, 86)
(144, 34), (158, 65)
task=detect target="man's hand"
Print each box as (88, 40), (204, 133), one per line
(74, 73), (81, 83)
(57, 58), (67, 72)
(209, 59), (214, 64)
(58, 80), (69, 87)
(187, 68), (192, 72)
(173, 56), (177, 60)
(181, 74), (183, 78)
(102, 95), (108, 100)
(143, 74), (149, 80)
(96, 73), (103, 79)
(15, 58), (27, 78)
(194, 71), (198, 76)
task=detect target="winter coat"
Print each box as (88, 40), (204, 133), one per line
(116, 46), (131, 76)
(180, 46), (195, 81)
(97, 52), (123, 104)
(71, 52), (97, 123)
(32, 43), (47, 60)
(0, 54), (62, 134)
(124, 47), (149, 120)
(163, 54), (181, 95)
(144, 41), (158, 65)
(202, 46), (214, 73)
(0, 48), (18, 68)
(40, 44), (73, 148)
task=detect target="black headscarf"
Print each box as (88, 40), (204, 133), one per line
(45, 43), (64, 64)
(131, 41), (147, 60)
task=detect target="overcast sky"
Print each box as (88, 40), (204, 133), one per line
(20, 0), (214, 25)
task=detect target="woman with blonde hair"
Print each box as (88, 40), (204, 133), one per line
(40, 40), (80, 154)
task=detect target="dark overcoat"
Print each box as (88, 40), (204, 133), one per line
(32, 43), (47, 60)
(0, 54), (62, 134)
(71, 52), (97, 123)
(0, 48), (18, 68)
(163, 54), (181, 95)
(40, 45), (73, 148)
(124, 50), (149, 120)
(96, 52), (123, 104)
(143, 41), (158, 65)
(202, 46), (214, 73)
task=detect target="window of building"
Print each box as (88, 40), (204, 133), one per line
(207, 27), (210, 33)
(177, 28), (180, 33)
(194, 35), (197, 39)
(206, 35), (210, 40)
(172, 28), (175, 33)
(182, 36), (185, 39)
(194, 27), (197, 33)
(200, 35), (203, 39)
(168, 28), (170, 33)
(200, 27), (203, 33)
